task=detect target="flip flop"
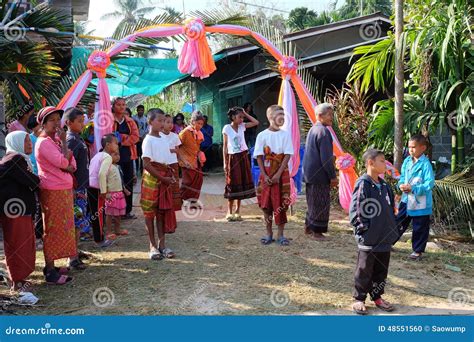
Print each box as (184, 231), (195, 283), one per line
(409, 252), (422, 261)
(45, 269), (73, 285)
(277, 236), (290, 246)
(116, 229), (129, 236)
(260, 236), (274, 245)
(352, 301), (368, 315)
(159, 248), (176, 259)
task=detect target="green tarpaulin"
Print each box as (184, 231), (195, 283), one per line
(72, 47), (224, 97)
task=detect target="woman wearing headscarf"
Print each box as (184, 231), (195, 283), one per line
(0, 131), (40, 291)
(35, 106), (76, 285)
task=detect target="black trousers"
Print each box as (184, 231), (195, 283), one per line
(87, 187), (104, 243)
(353, 250), (391, 301)
(135, 140), (143, 174)
(396, 202), (431, 253)
(119, 160), (135, 215)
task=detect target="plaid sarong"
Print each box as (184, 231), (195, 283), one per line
(256, 151), (291, 225)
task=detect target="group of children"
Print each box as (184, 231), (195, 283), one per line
(1, 100), (435, 316)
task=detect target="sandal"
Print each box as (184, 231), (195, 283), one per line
(409, 252), (422, 261)
(69, 259), (87, 271)
(225, 214), (235, 222)
(260, 236), (274, 245)
(374, 298), (395, 312)
(55, 267), (70, 275)
(43, 267), (69, 276)
(277, 236), (290, 246)
(45, 269), (73, 285)
(233, 214), (243, 221)
(352, 301), (368, 315)
(149, 249), (163, 261)
(159, 248), (176, 259)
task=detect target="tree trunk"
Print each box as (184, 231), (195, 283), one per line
(393, 0), (404, 170)
(451, 129), (457, 173)
(456, 127), (465, 169)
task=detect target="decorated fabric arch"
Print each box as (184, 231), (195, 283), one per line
(57, 18), (358, 211)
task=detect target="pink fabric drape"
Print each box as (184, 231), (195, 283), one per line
(93, 78), (114, 154)
(278, 76), (300, 205)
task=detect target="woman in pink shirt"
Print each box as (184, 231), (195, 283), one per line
(35, 107), (76, 285)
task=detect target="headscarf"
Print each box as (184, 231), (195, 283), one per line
(5, 131), (33, 170)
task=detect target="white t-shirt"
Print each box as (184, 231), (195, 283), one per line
(222, 123), (248, 154)
(253, 129), (294, 158)
(142, 134), (172, 164)
(161, 131), (182, 164)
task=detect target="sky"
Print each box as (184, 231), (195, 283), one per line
(86, 0), (336, 38)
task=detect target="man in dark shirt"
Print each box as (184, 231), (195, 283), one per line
(302, 103), (338, 240)
(200, 115), (214, 172)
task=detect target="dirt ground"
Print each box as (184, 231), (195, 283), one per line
(1, 173), (473, 316)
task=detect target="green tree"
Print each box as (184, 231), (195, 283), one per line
(0, 2), (73, 113)
(101, 0), (156, 25)
(348, 0), (473, 171)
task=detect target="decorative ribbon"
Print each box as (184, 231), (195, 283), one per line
(178, 18), (216, 79)
(336, 153), (356, 171)
(87, 50), (111, 79)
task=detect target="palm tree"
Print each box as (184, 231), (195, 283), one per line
(101, 0), (156, 26)
(73, 21), (96, 46)
(0, 3), (73, 115)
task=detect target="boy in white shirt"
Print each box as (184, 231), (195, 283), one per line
(140, 109), (177, 260)
(253, 105), (293, 246)
(161, 114), (183, 211)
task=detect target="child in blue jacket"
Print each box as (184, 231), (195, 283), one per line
(396, 134), (435, 261)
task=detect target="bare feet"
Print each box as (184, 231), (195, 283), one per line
(352, 301), (368, 315)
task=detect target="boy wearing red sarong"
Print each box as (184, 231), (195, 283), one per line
(253, 105), (293, 246)
(141, 108), (177, 260)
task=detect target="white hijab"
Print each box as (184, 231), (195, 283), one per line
(5, 131), (33, 170)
